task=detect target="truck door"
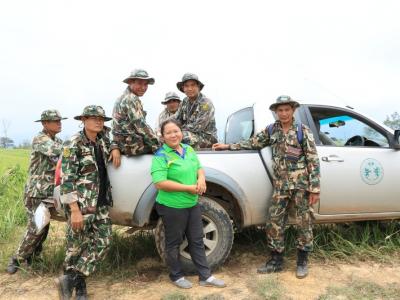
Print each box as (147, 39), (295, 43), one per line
(305, 105), (399, 215)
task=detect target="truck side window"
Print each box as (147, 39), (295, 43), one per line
(318, 115), (389, 147)
(225, 107), (254, 144)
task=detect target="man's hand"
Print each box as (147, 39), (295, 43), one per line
(309, 193), (320, 205)
(109, 148), (121, 168)
(212, 143), (230, 151)
(69, 202), (84, 232)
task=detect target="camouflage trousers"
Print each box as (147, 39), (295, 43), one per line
(266, 189), (314, 253)
(182, 131), (217, 150)
(64, 205), (112, 277)
(15, 196), (52, 260)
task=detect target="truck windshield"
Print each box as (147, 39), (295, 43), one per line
(225, 107), (254, 143)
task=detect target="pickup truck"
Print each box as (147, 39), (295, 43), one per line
(54, 102), (400, 272)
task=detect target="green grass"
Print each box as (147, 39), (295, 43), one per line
(318, 279), (400, 300)
(256, 275), (286, 300)
(0, 148), (30, 174)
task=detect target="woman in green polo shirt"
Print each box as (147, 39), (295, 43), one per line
(151, 119), (225, 289)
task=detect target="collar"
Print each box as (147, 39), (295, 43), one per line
(186, 92), (203, 103)
(81, 129), (100, 146)
(41, 129), (56, 140)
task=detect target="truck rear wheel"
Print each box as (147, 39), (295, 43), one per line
(154, 196), (234, 273)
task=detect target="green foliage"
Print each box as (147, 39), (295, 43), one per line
(384, 112), (400, 130)
(0, 165), (27, 240)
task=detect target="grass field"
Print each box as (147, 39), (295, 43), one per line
(0, 148), (30, 174)
(0, 149), (399, 278)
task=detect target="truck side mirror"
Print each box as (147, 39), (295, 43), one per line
(394, 129), (400, 149)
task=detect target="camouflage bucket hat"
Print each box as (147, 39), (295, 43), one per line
(74, 105), (112, 121)
(269, 95), (300, 111)
(123, 69), (155, 85)
(35, 109), (67, 122)
(161, 91), (181, 104)
(176, 73), (204, 93)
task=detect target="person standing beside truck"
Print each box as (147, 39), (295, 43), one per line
(151, 119), (226, 289)
(6, 110), (66, 274)
(174, 73), (218, 149)
(212, 95), (320, 279)
(55, 105), (113, 300)
(110, 69), (160, 167)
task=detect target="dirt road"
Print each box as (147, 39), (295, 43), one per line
(1, 252), (400, 300)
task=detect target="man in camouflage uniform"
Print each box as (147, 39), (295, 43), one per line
(6, 110), (66, 274)
(55, 106), (113, 300)
(155, 91), (181, 137)
(213, 96), (320, 279)
(174, 73), (218, 149)
(110, 69), (160, 167)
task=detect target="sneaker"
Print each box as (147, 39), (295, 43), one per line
(199, 276), (226, 288)
(173, 277), (193, 289)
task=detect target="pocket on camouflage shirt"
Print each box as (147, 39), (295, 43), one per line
(286, 146), (302, 162)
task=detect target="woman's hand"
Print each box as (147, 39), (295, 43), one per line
(196, 176), (207, 195)
(187, 185), (198, 194)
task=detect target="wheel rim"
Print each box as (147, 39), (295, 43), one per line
(180, 215), (219, 259)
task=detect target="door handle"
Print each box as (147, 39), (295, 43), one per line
(321, 155), (344, 162)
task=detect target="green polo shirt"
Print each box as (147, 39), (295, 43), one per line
(151, 143), (202, 208)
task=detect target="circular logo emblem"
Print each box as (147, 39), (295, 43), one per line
(360, 158), (384, 185)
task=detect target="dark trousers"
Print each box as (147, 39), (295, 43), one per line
(156, 203), (211, 281)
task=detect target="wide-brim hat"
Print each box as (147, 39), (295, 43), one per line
(161, 91), (182, 104)
(35, 109), (67, 122)
(74, 105), (112, 121)
(269, 95), (300, 111)
(176, 73), (204, 93)
(123, 68), (155, 85)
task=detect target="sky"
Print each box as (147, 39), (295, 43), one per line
(0, 0), (399, 145)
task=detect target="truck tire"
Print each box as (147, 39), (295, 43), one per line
(154, 196), (234, 273)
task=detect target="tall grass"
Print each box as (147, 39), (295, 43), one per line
(0, 165), (27, 240)
(234, 222), (400, 262)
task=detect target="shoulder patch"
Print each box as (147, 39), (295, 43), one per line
(201, 103), (209, 111)
(63, 148), (71, 158)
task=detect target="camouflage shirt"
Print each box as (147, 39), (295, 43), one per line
(230, 119), (320, 193)
(155, 108), (177, 136)
(111, 88), (159, 155)
(60, 128), (112, 213)
(174, 93), (218, 141)
(25, 130), (63, 198)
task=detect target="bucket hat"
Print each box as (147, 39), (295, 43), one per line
(176, 73), (204, 93)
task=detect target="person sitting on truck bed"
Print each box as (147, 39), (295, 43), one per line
(110, 69), (160, 167)
(174, 73), (218, 149)
(151, 119), (225, 289)
(212, 95), (321, 279)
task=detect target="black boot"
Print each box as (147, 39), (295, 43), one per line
(6, 256), (20, 274)
(54, 271), (76, 300)
(257, 251), (284, 274)
(75, 273), (88, 300)
(296, 249), (309, 279)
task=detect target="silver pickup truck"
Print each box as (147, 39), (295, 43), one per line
(55, 102), (400, 272)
